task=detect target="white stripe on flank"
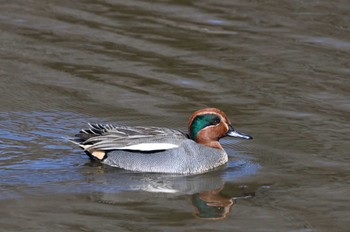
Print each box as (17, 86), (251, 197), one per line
(119, 143), (178, 151)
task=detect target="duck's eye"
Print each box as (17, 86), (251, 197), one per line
(211, 117), (221, 125)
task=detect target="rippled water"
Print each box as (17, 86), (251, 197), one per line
(0, 0), (349, 231)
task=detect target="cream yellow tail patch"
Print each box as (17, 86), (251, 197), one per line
(80, 144), (106, 160)
(91, 150), (106, 160)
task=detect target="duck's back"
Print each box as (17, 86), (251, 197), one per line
(103, 139), (228, 175)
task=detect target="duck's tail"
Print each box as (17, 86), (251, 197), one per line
(67, 124), (108, 161)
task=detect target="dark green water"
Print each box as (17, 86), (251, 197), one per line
(0, 1), (349, 231)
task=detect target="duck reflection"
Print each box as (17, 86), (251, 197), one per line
(192, 187), (234, 220)
(191, 185), (255, 220)
(86, 164), (257, 220)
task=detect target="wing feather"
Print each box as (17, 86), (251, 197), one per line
(72, 124), (186, 152)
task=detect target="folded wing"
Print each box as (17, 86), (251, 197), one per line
(71, 124), (187, 153)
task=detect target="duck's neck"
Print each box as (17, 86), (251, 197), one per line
(199, 140), (223, 150)
(193, 130), (223, 150)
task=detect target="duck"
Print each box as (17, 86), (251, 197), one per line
(70, 108), (252, 175)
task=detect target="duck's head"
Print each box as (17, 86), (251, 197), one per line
(188, 108), (252, 149)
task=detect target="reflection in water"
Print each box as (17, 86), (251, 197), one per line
(192, 185), (255, 220)
(192, 187), (235, 220)
(92, 172), (257, 220)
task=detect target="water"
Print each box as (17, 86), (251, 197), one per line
(0, 0), (349, 231)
